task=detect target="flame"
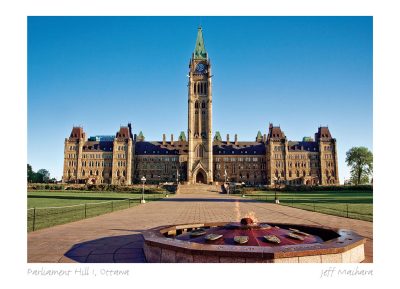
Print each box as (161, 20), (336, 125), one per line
(243, 211), (258, 224)
(235, 200), (241, 221)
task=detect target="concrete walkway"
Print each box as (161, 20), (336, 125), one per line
(28, 187), (373, 263)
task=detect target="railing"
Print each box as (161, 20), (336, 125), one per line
(243, 194), (372, 222)
(27, 194), (165, 232)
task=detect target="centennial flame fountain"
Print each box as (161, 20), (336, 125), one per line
(143, 217), (366, 263)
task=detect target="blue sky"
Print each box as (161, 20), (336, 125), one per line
(28, 16), (372, 181)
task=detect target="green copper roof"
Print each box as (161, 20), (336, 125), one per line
(214, 131), (222, 141)
(179, 131), (187, 142)
(194, 27), (207, 59)
(302, 136), (314, 142)
(138, 131), (145, 140)
(256, 131), (263, 139)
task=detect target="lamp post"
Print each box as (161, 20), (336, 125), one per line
(141, 176), (146, 204)
(275, 176), (280, 204)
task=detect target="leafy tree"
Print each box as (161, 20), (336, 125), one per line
(27, 164), (34, 183)
(345, 147), (373, 185)
(36, 169), (50, 183)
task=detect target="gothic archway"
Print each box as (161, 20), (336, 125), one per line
(195, 170), (206, 184)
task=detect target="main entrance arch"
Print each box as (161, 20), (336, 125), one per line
(195, 170), (207, 184)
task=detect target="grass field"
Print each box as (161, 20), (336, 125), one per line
(243, 190), (372, 222)
(27, 190), (167, 231)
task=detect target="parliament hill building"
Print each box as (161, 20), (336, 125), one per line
(63, 28), (339, 187)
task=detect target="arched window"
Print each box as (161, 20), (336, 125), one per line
(275, 170), (278, 178)
(196, 144), (204, 158)
(202, 101), (206, 108)
(90, 170), (93, 175)
(296, 171), (300, 177)
(96, 170), (99, 176)
(82, 170), (85, 176)
(289, 171), (292, 178)
(303, 170), (306, 177)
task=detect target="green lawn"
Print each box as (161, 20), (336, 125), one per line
(27, 190), (167, 231)
(243, 190), (372, 222)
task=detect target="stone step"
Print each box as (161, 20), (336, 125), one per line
(178, 184), (222, 194)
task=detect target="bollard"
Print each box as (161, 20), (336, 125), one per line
(32, 208), (36, 232)
(84, 204), (87, 219)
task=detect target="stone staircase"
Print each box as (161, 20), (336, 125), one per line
(177, 183), (222, 195)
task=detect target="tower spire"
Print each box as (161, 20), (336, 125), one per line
(194, 27), (207, 59)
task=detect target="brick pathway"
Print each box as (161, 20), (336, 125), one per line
(27, 187), (373, 263)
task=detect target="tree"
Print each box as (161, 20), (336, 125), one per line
(345, 147), (373, 185)
(27, 164), (34, 183)
(36, 169), (50, 183)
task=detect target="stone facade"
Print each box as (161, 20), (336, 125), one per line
(62, 27), (339, 186)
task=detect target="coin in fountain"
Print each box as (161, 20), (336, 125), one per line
(234, 236), (249, 244)
(264, 234), (281, 244)
(289, 228), (310, 236)
(287, 232), (304, 240)
(205, 234), (223, 241)
(190, 228), (207, 237)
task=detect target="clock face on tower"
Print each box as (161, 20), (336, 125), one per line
(195, 63), (206, 74)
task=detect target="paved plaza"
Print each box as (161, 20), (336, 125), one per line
(27, 185), (373, 263)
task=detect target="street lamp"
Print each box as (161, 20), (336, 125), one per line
(141, 176), (146, 204)
(275, 176), (280, 204)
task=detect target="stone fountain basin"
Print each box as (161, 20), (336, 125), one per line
(143, 222), (366, 263)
